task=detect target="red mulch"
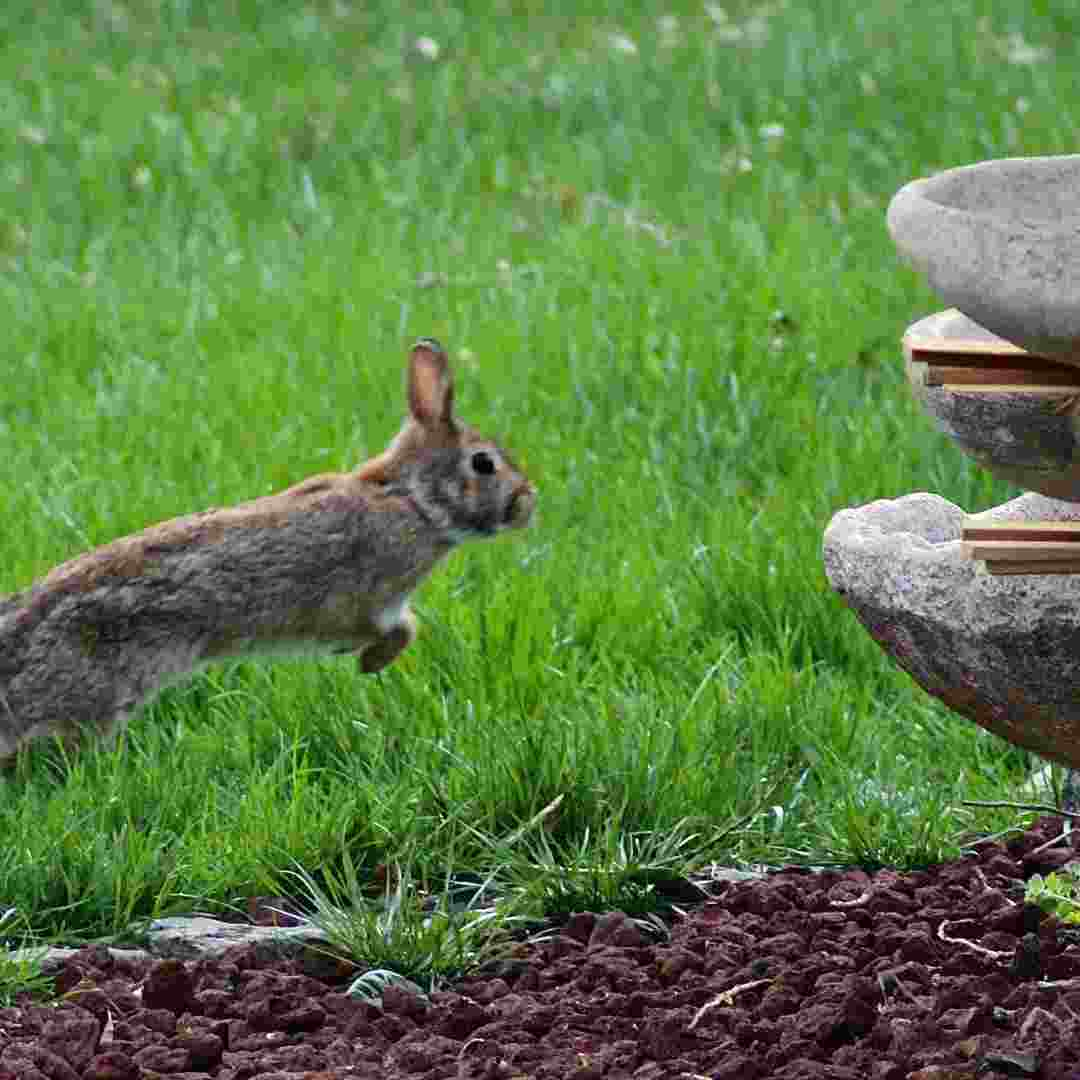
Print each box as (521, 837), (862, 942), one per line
(5, 817), (1080, 1079)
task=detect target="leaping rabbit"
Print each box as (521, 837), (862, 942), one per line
(0, 338), (536, 758)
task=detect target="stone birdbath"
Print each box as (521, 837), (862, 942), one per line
(824, 155), (1080, 775)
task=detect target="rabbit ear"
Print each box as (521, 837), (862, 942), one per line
(408, 338), (456, 431)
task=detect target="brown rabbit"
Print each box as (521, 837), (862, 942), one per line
(0, 339), (535, 759)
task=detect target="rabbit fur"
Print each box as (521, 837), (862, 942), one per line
(0, 339), (535, 759)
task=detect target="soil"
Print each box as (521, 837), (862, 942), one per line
(6, 817), (1080, 1080)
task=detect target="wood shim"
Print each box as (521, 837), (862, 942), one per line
(962, 519), (1080, 576)
(906, 337), (1030, 360)
(925, 366), (1080, 387)
(964, 542), (1080, 562)
(939, 385), (1080, 397)
(909, 330), (1080, 393)
(984, 561), (1080, 576)
(962, 521), (1080, 541)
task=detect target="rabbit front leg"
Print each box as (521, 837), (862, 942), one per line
(359, 602), (417, 673)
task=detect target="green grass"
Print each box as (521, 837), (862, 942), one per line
(0, 1), (1075, 947)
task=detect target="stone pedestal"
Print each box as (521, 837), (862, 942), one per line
(888, 155), (1080, 359)
(824, 491), (1080, 770)
(904, 309), (1080, 500)
(827, 155), (1080, 771)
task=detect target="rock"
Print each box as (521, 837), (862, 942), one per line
(41, 1009), (101, 1070)
(904, 309), (1080, 501)
(888, 155), (1080, 357)
(4, 916), (351, 1002)
(141, 958), (195, 1013)
(83, 1052), (139, 1080)
(146, 915), (337, 972)
(587, 912), (648, 950)
(823, 490), (1080, 768)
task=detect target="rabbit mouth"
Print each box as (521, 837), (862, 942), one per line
(503, 486), (536, 529)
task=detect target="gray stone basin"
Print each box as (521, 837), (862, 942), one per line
(905, 309), (1080, 500)
(888, 155), (1080, 359)
(823, 490), (1080, 769)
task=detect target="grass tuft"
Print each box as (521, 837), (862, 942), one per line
(286, 853), (532, 992)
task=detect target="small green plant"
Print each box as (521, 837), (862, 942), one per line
(284, 853), (533, 992)
(0, 908), (52, 1005)
(499, 816), (707, 921)
(345, 968), (431, 1008)
(1025, 865), (1080, 925)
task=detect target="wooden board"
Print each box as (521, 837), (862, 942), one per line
(984, 561), (1080, 576)
(937, 386), (1080, 399)
(962, 521), (1080, 541)
(964, 542), (1080, 562)
(963, 519), (1080, 575)
(926, 366), (1080, 387)
(908, 328), (1080, 392)
(906, 337), (1032, 360)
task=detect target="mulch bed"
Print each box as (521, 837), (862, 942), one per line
(5, 816), (1080, 1079)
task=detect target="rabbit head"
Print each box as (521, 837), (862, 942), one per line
(357, 338), (535, 541)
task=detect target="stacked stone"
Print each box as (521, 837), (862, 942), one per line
(824, 156), (1080, 774)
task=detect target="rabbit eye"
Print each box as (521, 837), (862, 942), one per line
(471, 450), (496, 476)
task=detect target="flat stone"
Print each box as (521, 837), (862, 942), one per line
(146, 915), (329, 958)
(904, 309), (1080, 500)
(4, 915), (361, 996)
(888, 155), (1080, 358)
(823, 490), (1080, 769)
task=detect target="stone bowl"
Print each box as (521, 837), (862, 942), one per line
(888, 155), (1080, 360)
(823, 490), (1080, 769)
(904, 309), (1080, 500)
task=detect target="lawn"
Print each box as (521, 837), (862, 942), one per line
(1, 0), (1075, 944)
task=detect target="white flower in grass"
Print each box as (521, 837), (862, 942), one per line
(414, 36), (440, 61)
(658, 15), (680, 45)
(1003, 32), (1049, 66)
(759, 123), (785, 140)
(719, 150), (753, 174)
(609, 32), (638, 57)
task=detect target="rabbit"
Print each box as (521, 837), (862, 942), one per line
(0, 338), (535, 760)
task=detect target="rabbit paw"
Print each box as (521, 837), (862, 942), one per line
(359, 614), (417, 673)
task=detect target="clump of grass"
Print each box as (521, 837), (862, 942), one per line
(284, 853), (533, 992)
(490, 812), (714, 919)
(0, 908), (52, 1005)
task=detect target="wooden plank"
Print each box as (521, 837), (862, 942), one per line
(925, 365), (1080, 387)
(939, 383), (1080, 396)
(908, 334), (1080, 382)
(915, 349), (1057, 369)
(985, 560), (1080, 576)
(963, 521), (1080, 542)
(964, 541), (1080, 562)
(907, 336), (1032, 359)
